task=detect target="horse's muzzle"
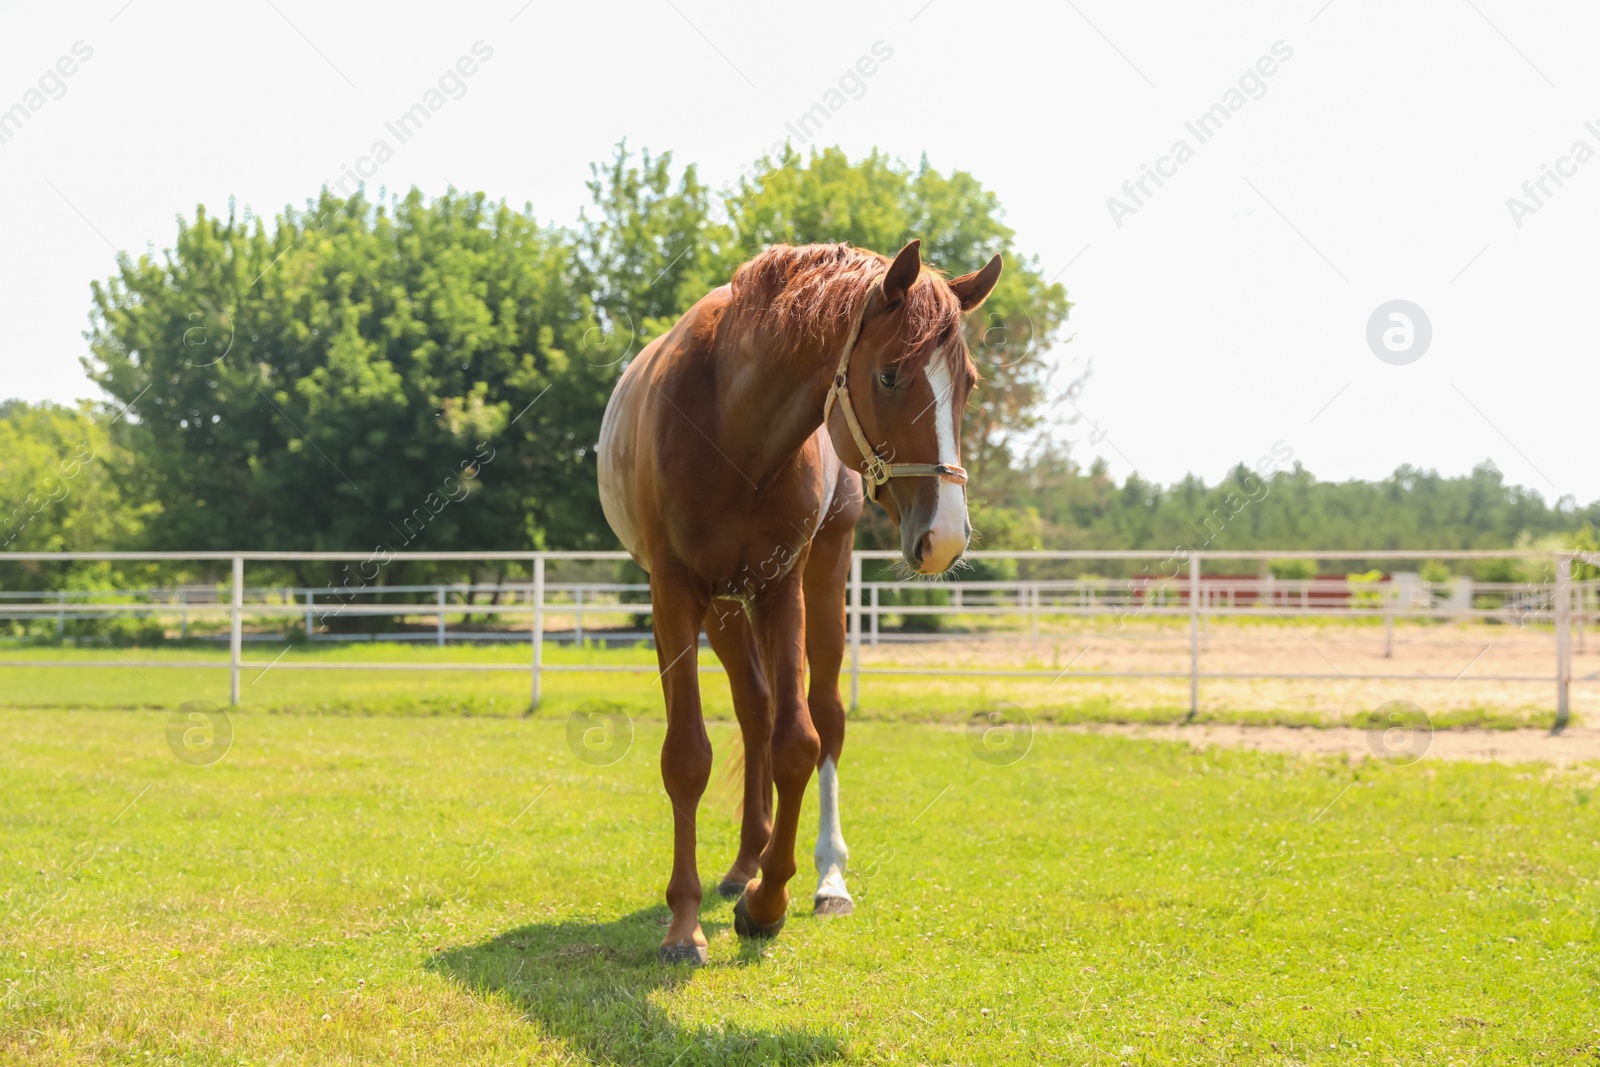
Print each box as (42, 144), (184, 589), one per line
(906, 517), (970, 575)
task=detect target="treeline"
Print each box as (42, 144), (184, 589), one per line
(6, 396), (1590, 560)
(1, 141), (1594, 601)
(980, 449), (1596, 555)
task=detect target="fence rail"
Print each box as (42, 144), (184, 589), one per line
(0, 549), (1590, 731)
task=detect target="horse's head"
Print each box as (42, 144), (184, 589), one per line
(825, 240), (1002, 576)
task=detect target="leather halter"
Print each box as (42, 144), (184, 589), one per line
(821, 280), (969, 503)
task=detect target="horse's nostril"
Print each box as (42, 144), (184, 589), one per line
(917, 531), (934, 563)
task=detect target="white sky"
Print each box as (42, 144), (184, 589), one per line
(2, 0), (1594, 503)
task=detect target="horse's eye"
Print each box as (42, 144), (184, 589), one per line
(878, 371), (896, 388)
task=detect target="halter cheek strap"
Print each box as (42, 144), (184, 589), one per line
(821, 280), (969, 503)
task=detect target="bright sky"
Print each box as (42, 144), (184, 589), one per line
(2, 1), (1595, 502)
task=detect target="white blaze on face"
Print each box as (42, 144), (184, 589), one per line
(813, 756), (852, 903)
(920, 358), (969, 572)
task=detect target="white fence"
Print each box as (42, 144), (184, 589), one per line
(0, 549), (1590, 730)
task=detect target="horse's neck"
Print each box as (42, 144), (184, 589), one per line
(716, 328), (839, 488)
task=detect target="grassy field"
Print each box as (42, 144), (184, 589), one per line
(2, 706), (1598, 1064)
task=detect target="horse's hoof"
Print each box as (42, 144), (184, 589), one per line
(813, 894), (854, 917)
(732, 894), (786, 940)
(715, 880), (746, 900)
(658, 943), (709, 966)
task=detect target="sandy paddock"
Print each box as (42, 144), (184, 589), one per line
(858, 618), (1599, 724)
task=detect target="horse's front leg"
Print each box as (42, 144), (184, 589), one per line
(650, 564), (713, 965)
(803, 499), (857, 917)
(735, 561), (821, 938)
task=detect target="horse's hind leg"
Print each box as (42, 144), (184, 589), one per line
(803, 473), (862, 916)
(703, 601), (773, 898)
(650, 563), (713, 965)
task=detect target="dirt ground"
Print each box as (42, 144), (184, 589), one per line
(861, 618), (1597, 724)
(1063, 721), (1600, 766)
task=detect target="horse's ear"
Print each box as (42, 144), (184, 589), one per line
(950, 254), (1003, 312)
(881, 240), (922, 306)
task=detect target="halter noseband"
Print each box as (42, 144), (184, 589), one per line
(821, 280), (969, 503)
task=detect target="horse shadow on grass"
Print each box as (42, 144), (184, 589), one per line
(428, 904), (843, 1066)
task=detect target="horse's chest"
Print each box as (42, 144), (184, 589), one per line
(710, 432), (841, 603)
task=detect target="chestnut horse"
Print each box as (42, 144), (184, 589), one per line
(597, 240), (1001, 963)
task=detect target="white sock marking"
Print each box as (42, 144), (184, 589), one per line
(813, 756), (851, 901)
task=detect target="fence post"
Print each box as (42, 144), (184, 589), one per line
(574, 586), (584, 646)
(229, 555), (243, 706)
(180, 588), (188, 640)
(56, 590), (65, 635)
(1384, 580), (1394, 658)
(1554, 555), (1572, 734)
(1579, 584), (1587, 654)
(849, 553), (862, 712)
(436, 585), (446, 647)
(870, 583), (879, 647)
(1188, 554), (1200, 721)
(303, 590), (314, 640)
(531, 555), (545, 710)
(1574, 585), (1587, 659)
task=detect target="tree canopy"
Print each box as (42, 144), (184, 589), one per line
(0, 400), (146, 553)
(85, 189), (609, 555)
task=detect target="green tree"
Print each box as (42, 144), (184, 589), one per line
(85, 190), (613, 571)
(577, 142), (731, 340)
(0, 401), (145, 556)
(0, 401), (156, 630)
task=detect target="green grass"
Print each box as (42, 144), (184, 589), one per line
(0, 639), (1565, 731)
(2, 707), (1598, 1064)
(0, 641), (675, 717)
(1, 639), (1175, 723)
